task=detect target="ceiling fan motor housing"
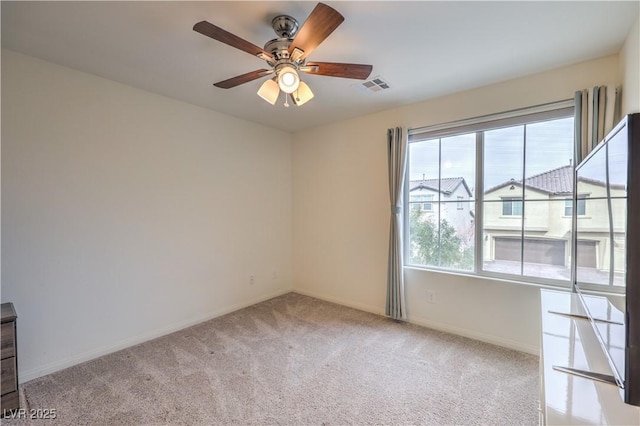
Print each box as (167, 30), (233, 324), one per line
(271, 15), (299, 38)
(264, 38), (292, 61)
(264, 15), (301, 62)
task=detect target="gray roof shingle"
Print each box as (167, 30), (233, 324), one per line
(409, 177), (471, 196)
(485, 165), (613, 195)
(523, 165), (574, 194)
(485, 165), (573, 194)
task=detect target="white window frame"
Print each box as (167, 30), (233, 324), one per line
(404, 100), (576, 288)
(422, 195), (434, 212)
(502, 197), (523, 216)
(565, 196), (587, 216)
(410, 193), (434, 211)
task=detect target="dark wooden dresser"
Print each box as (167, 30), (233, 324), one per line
(1, 303), (18, 416)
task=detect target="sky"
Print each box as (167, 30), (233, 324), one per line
(578, 125), (628, 188)
(409, 117), (575, 193)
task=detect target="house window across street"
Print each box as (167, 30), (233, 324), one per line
(565, 197), (586, 216)
(502, 198), (523, 216)
(406, 100), (576, 286)
(410, 194), (434, 211)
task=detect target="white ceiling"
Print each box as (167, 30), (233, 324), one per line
(2, 1), (638, 132)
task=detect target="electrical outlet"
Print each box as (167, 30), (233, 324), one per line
(427, 290), (436, 304)
(249, 275), (255, 285)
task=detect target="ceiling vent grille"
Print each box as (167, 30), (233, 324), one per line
(355, 76), (391, 93)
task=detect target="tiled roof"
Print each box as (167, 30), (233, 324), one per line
(523, 165), (574, 194)
(485, 165), (572, 194)
(409, 177), (470, 195)
(485, 165), (610, 195)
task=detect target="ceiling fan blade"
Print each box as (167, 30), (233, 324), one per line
(288, 3), (344, 60)
(214, 69), (273, 89)
(303, 62), (373, 80)
(194, 21), (274, 61)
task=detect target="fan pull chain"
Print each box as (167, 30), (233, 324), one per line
(283, 92), (290, 108)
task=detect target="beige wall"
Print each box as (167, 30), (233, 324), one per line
(292, 55), (620, 354)
(620, 16), (640, 114)
(1, 49), (294, 381)
(3, 33), (637, 380)
(484, 182), (619, 237)
(482, 181), (623, 272)
(484, 186), (551, 232)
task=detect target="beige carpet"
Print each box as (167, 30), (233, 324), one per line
(3, 293), (539, 425)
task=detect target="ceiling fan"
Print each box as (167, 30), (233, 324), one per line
(193, 3), (373, 107)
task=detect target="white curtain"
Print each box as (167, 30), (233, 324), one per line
(575, 85), (621, 163)
(386, 127), (407, 321)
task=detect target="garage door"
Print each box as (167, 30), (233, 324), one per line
(576, 241), (597, 268)
(494, 238), (522, 262)
(495, 238), (565, 266)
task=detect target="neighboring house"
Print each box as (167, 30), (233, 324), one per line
(409, 177), (474, 236)
(483, 165), (625, 273)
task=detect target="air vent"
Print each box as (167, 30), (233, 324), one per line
(354, 76), (391, 93)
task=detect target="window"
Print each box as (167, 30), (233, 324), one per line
(410, 194), (434, 211)
(406, 101), (575, 285)
(502, 198), (523, 216)
(565, 197), (586, 216)
(407, 133), (476, 271)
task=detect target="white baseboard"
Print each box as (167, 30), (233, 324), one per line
(20, 287), (294, 383)
(293, 288), (539, 356)
(293, 288), (386, 316)
(407, 315), (539, 356)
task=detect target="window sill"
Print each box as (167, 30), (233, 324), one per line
(403, 264), (571, 290)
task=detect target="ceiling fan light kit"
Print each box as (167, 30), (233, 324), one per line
(257, 79), (280, 105)
(277, 65), (300, 94)
(292, 81), (314, 106)
(193, 2), (373, 108)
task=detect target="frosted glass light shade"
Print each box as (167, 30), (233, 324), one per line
(257, 79), (279, 105)
(292, 81), (314, 106)
(277, 66), (300, 94)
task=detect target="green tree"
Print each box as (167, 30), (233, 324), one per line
(409, 205), (473, 269)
